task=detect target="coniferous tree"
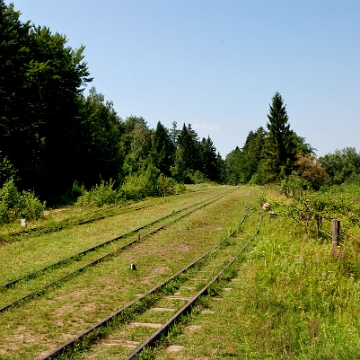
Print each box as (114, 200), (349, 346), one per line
(172, 124), (203, 182)
(265, 92), (297, 179)
(150, 121), (175, 176)
(200, 136), (218, 181)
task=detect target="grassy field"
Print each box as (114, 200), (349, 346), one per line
(1, 184), (360, 359)
(0, 185), (258, 359)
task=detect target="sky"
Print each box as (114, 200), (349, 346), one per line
(6, 0), (360, 158)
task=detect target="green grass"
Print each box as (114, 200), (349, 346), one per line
(0, 186), (255, 359)
(152, 190), (360, 359)
(0, 187), (232, 283)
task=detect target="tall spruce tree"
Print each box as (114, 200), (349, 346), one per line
(265, 92), (296, 179)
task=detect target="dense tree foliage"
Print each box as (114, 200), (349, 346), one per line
(150, 121), (175, 176)
(0, 1), (225, 204)
(319, 148), (360, 185)
(225, 127), (265, 185)
(79, 88), (124, 187)
(225, 93), (317, 186)
(294, 154), (328, 190)
(1, 2), (356, 210)
(0, 2), (92, 199)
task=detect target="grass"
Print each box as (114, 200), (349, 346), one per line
(0, 186), (255, 359)
(0, 187), (232, 283)
(152, 193), (360, 359)
(0, 184), (222, 243)
(8, 184), (359, 359)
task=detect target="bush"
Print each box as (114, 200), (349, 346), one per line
(280, 174), (312, 197)
(0, 178), (45, 223)
(159, 177), (176, 195)
(188, 171), (209, 185)
(17, 190), (46, 220)
(76, 179), (120, 207)
(120, 174), (151, 200)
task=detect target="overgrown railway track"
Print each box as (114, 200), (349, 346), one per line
(1, 189), (212, 244)
(0, 189), (233, 314)
(40, 193), (263, 359)
(0, 186), (262, 359)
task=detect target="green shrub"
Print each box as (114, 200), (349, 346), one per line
(120, 174), (150, 200)
(158, 177), (177, 195)
(188, 171), (209, 184)
(76, 179), (120, 207)
(280, 173), (312, 197)
(0, 178), (45, 223)
(70, 181), (86, 199)
(17, 190), (45, 220)
(0, 178), (19, 209)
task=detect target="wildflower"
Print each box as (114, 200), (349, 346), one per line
(337, 248), (344, 259)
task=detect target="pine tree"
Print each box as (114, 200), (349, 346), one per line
(265, 92), (296, 179)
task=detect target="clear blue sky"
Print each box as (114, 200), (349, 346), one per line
(7, 0), (360, 158)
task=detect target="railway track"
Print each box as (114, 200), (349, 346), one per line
(0, 190), (202, 244)
(4, 187), (227, 243)
(0, 189), (234, 314)
(40, 193), (263, 359)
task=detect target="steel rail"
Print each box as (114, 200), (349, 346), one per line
(0, 190), (234, 313)
(1, 189), (232, 291)
(40, 192), (252, 360)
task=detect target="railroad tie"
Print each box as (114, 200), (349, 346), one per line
(165, 295), (192, 301)
(201, 309), (215, 314)
(166, 345), (184, 353)
(150, 307), (175, 312)
(128, 322), (163, 329)
(105, 339), (140, 348)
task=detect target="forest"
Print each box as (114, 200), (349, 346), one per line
(1, 2), (360, 221)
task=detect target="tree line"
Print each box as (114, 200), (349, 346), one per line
(1, 2), (359, 208)
(0, 2), (225, 203)
(225, 92), (360, 190)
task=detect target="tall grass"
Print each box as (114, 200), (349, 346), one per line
(234, 217), (360, 358)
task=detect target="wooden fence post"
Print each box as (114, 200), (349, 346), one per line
(332, 219), (340, 254)
(315, 215), (322, 235)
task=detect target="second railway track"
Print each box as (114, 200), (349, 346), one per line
(0, 189), (233, 313)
